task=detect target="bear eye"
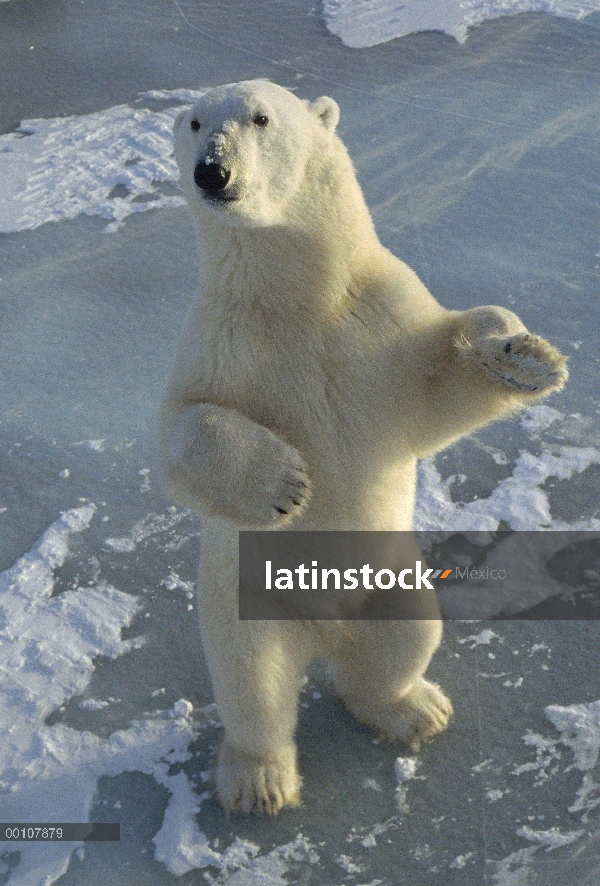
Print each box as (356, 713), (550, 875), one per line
(253, 114), (269, 127)
(190, 119), (200, 132)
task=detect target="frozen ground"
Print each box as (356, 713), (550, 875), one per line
(1, 1), (600, 884)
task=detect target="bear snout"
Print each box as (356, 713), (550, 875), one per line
(194, 161), (231, 193)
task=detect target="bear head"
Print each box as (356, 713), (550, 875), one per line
(173, 80), (341, 228)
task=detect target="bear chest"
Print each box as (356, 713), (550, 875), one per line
(199, 314), (320, 402)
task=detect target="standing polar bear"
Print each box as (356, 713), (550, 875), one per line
(160, 80), (567, 815)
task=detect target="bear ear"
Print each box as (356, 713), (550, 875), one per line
(174, 109), (187, 132)
(310, 96), (340, 133)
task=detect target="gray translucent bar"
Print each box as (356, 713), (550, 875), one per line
(0, 823), (120, 841)
(239, 530), (600, 620)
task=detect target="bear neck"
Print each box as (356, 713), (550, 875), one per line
(193, 152), (382, 320)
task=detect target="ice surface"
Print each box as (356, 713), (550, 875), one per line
(510, 700), (600, 829)
(2, 0), (600, 884)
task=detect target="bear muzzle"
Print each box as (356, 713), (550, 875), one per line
(194, 161), (232, 194)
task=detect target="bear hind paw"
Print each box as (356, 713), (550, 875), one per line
(215, 742), (302, 815)
(348, 678), (453, 752)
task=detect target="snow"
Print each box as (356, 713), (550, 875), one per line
(151, 771), (216, 875)
(336, 853), (364, 873)
(323, 0), (600, 46)
(459, 629), (501, 647)
(450, 851), (475, 868)
(519, 404), (564, 434)
(394, 756), (420, 782)
(545, 701), (600, 771)
(516, 824), (584, 850)
(511, 700), (600, 824)
(0, 505), (324, 885)
(0, 506), (221, 885)
(486, 698), (600, 879)
(78, 698), (110, 710)
(0, 91), (206, 235)
(394, 756), (421, 812)
(0, 505), (138, 788)
(103, 508), (192, 554)
(201, 836), (319, 885)
(415, 443), (600, 531)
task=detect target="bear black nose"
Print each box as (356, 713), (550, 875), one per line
(194, 161), (231, 192)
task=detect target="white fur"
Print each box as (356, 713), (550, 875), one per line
(160, 80), (568, 814)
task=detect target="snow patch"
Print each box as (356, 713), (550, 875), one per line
(336, 853), (364, 874)
(161, 569), (195, 598)
(516, 824), (584, 850)
(0, 509), (196, 883)
(0, 504), (141, 791)
(450, 851), (475, 868)
(520, 404), (564, 434)
(394, 756), (420, 812)
(152, 770), (216, 876)
(568, 772), (600, 820)
(394, 756), (419, 782)
(0, 506), (321, 885)
(415, 445), (600, 531)
(202, 835), (319, 885)
(545, 701), (600, 771)
(77, 698), (110, 710)
(512, 731), (562, 782)
(362, 777), (382, 792)
(323, 0), (600, 47)
(0, 89), (207, 235)
(491, 846), (542, 884)
(459, 629), (501, 648)
(511, 700), (600, 832)
(73, 438), (107, 452)
(104, 508), (190, 554)
(140, 88), (209, 103)
(528, 643), (550, 656)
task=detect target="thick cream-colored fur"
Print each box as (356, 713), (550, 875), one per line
(160, 80), (567, 814)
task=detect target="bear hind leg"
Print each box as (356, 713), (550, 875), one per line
(330, 620), (452, 751)
(201, 617), (320, 815)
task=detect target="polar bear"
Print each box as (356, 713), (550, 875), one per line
(159, 80), (567, 815)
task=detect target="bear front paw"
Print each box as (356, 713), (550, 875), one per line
(268, 452), (311, 526)
(460, 332), (568, 394)
(239, 437), (311, 528)
(215, 742), (302, 815)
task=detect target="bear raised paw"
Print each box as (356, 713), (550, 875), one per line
(159, 80), (567, 814)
